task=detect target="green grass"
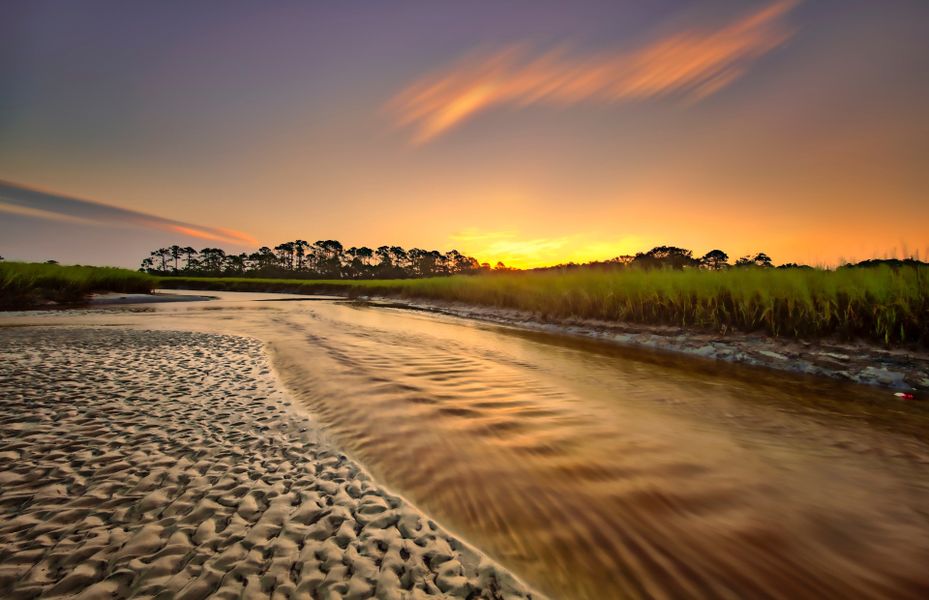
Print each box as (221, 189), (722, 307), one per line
(0, 262), (154, 309)
(160, 266), (929, 346)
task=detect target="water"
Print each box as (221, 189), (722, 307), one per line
(6, 291), (929, 598)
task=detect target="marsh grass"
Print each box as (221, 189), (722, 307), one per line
(0, 262), (154, 309)
(162, 266), (929, 346)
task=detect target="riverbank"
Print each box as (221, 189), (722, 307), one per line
(88, 291), (215, 305)
(158, 266), (929, 347)
(152, 267), (929, 392)
(0, 327), (540, 599)
(382, 297), (929, 393)
(161, 283), (929, 393)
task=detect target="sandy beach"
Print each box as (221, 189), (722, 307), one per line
(0, 327), (539, 599)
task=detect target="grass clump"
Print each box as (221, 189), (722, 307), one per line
(0, 262), (154, 309)
(160, 265), (929, 346)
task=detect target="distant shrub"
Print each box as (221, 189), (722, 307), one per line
(0, 262), (154, 309)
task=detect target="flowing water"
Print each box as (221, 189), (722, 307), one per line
(6, 291), (929, 599)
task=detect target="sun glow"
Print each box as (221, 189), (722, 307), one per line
(451, 229), (646, 269)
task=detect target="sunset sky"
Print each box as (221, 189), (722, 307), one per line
(2, 0), (928, 268)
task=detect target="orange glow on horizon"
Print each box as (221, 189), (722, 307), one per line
(450, 229), (649, 269)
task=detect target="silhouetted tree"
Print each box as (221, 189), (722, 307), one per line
(294, 240), (309, 271)
(390, 246), (408, 271)
(700, 249), (729, 270)
(274, 242), (295, 271)
(633, 246), (698, 270)
(182, 247), (199, 271)
(753, 252), (773, 268)
(224, 253), (248, 275)
(375, 246), (391, 267)
(733, 252), (774, 268)
(150, 248), (169, 272)
(249, 247), (277, 273)
(313, 240), (343, 277)
(142, 239), (478, 279)
(356, 246), (374, 267)
(168, 245), (183, 273)
(200, 247), (226, 273)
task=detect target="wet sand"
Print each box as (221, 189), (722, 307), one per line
(0, 327), (539, 599)
(86, 292), (215, 306)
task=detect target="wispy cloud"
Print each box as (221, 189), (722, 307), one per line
(0, 180), (255, 245)
(391, 0), (797, 144)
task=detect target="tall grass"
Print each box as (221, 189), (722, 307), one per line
(161, 266), (929, 346)
(0, 262), (154, 309)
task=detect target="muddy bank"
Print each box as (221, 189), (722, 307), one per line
(0, 291), (214, 311)
(368, 297), (929, 393)
(87, 291), (215, 306)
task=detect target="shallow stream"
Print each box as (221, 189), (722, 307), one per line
(6, 291), (929, 598)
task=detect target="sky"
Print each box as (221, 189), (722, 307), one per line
(1, 0), (928, 269)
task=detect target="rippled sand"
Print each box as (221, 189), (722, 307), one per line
(0, 328), (539, 599)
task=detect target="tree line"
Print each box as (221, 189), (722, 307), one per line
(141, 241), (924, 279)
(140, 241), (484, 279)
(531, 246), (809, 272)
(141, 242), (791, 279)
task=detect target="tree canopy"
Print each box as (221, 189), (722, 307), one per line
(141, 240), (482, 279)
(141, 241), (816, 278)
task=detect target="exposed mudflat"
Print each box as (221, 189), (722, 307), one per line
(0, 328), (538, 600)
(86, 292), (215, 306)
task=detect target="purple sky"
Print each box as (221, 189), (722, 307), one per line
(2, 1), (928, 268)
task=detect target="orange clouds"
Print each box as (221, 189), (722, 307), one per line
(391, 0), (797, 143)
(169, 225), (255, 244)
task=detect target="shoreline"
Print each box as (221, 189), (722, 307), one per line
(8, 282), (929, 392)
(0, 291), (216, 311)
(0, 326), (543, 599)
(87, 291), (217, 305)
(149, 284), (929, 393)
(361, 296), (929, 393)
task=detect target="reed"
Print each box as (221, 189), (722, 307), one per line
(0, 262), (154, 309)
(161, 265), (929, 345)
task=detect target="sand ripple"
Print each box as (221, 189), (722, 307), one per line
(0, 328), (538, 600)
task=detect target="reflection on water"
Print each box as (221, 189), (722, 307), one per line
(6, 291), (929, 599)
